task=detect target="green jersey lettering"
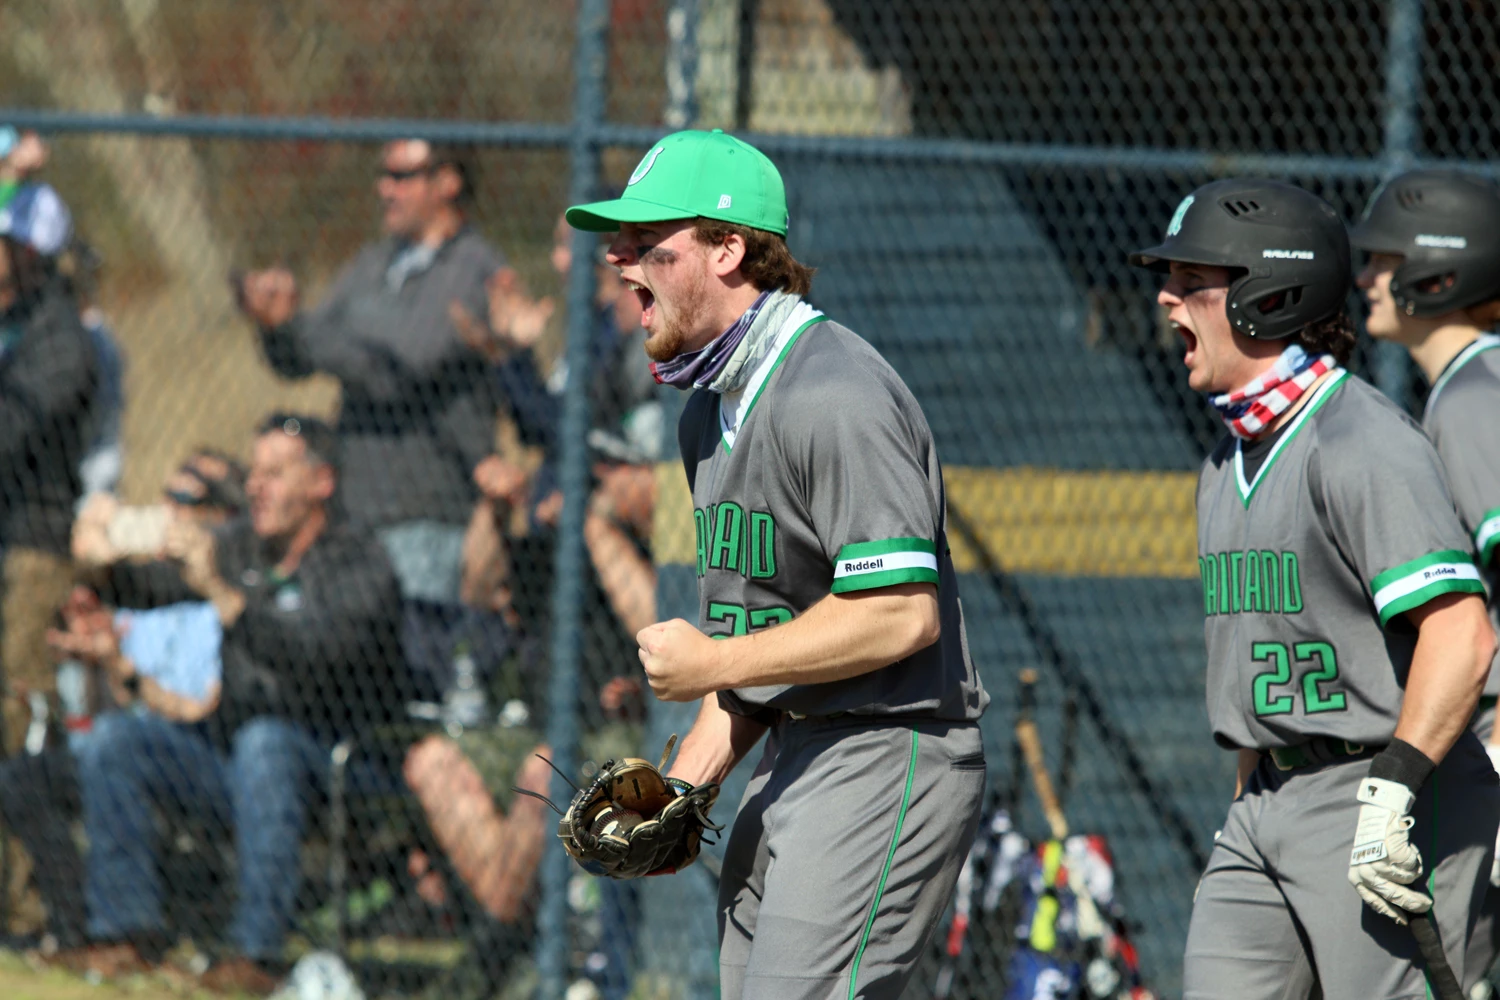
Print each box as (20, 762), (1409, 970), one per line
(710, 501), (745, 573)
(1200, 549), (1304, 617)
(1230, 552), (1244, 613)
(1201, 557), (1216, 615)
(695, 504), (781, 583)
(1244, 550), (1263, 612)
(694, 508), (709, 578)
(1259, 550), (1279, 613)
(1282, 552), (1303, 613)
(1217, 553), (1231, 615)
(749, 511), (777, 580)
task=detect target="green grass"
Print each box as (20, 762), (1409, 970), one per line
(0, 949), (243, 1000)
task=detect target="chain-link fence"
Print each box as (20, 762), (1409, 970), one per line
(0, 1), (1492, 998)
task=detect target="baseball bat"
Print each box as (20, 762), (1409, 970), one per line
(945, 501), (1209, 872)
(1016, 669), (1069, 841)
(1408, 910), (1463, 1000)
(1015, 670), (1107, 942)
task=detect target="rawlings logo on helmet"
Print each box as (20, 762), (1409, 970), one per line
(1263, 249), (1315, 260)
(1415, 234), (1467, 249)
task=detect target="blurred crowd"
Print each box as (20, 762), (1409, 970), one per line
(0, 132), (662, 998)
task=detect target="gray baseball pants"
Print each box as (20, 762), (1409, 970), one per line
(1184, 732), (1500, 999)
(717, 715), (985, 1000)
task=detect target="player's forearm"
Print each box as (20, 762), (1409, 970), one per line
(717, 584), (940, 690)
(1393, 592), (1495, 765)
(668, 696), (767, 787)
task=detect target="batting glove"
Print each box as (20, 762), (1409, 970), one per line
(1347, 777), (1429, 924)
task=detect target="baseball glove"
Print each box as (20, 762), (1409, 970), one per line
(554, 735), (722, 879)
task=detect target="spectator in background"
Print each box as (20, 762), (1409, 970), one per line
(73, 415), (407, 995)
(61, 239), (126, 505)
(235, 140), (505, 604)
(0, 130), (127, 505)
(455, 209), (662, 465)
(584, 462), (658, 637)
(0, 449), (245, 965)
(459, 210), (662, 620)
(0, 183), (97, 755)
(72, 448), (248, 718)
(401, 724), (555, 997)
(0, 126), (49, 206)
(445, 213), (661, 1000)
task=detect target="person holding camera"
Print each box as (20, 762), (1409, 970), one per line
(72, 414), (407, 994)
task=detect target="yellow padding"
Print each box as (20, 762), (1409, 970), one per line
(652, 463), (1199, 580)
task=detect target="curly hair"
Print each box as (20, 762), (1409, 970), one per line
(1468, 299), (1500, 328)
(1297, 310), (1358, 364)
(691, 218), (815, 297)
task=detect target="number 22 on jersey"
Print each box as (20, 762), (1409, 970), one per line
(1250, 640), (1346, 716)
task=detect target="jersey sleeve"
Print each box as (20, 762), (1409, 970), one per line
(1317, 416), (1484, 628)
(776, 371), (942, 595)
(1429, 395), (1500, 569)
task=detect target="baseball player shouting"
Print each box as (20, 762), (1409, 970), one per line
(1352, 171), (1500, 747)
(566, 129), (988, 1000)
(1131, 179), (1500, 998)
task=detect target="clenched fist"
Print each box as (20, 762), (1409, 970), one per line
(637, 619), (723, 702)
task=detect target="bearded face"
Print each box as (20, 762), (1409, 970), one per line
(608, 221), (718, 362)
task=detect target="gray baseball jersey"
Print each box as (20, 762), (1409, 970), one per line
(1422, 334), (1500, 698)
(677, 312), (987, 722)
(1195, 370), (1483, 751)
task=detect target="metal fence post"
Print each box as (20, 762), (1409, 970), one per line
(1373, 0), (1425, 407)
(733, 0), (760, 130)
(536, 0), (609, 996)
(666, 0), (700, 129)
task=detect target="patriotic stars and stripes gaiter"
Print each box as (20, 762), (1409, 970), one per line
(1209, 343), (1336, 440)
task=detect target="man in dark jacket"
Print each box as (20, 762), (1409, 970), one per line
(236, 140), (506, 604)
(0, 215), (97, 754)
(73, 414), (407, 994)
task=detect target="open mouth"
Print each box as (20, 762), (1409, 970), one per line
(1173, 321), (1199, 365)
(627, 280), (656, 326)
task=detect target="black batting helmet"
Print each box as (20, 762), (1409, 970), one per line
(1349, 169), (1500, 318)
(1130, 179), (1352, 340)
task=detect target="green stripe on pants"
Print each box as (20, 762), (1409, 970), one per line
(848, 728), (919, 1000)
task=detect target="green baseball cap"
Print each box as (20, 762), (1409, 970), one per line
(566, 129), (789, 237)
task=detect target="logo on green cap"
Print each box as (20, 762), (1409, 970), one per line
(1167, 194), (1194, 237)
(629, 146), (664, 186)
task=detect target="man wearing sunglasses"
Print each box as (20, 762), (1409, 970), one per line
(235, 140), (507, 605)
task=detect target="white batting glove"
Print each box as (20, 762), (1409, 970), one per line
(1347, 777), (1430, 924)
(1487, 746), (1500, 887)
